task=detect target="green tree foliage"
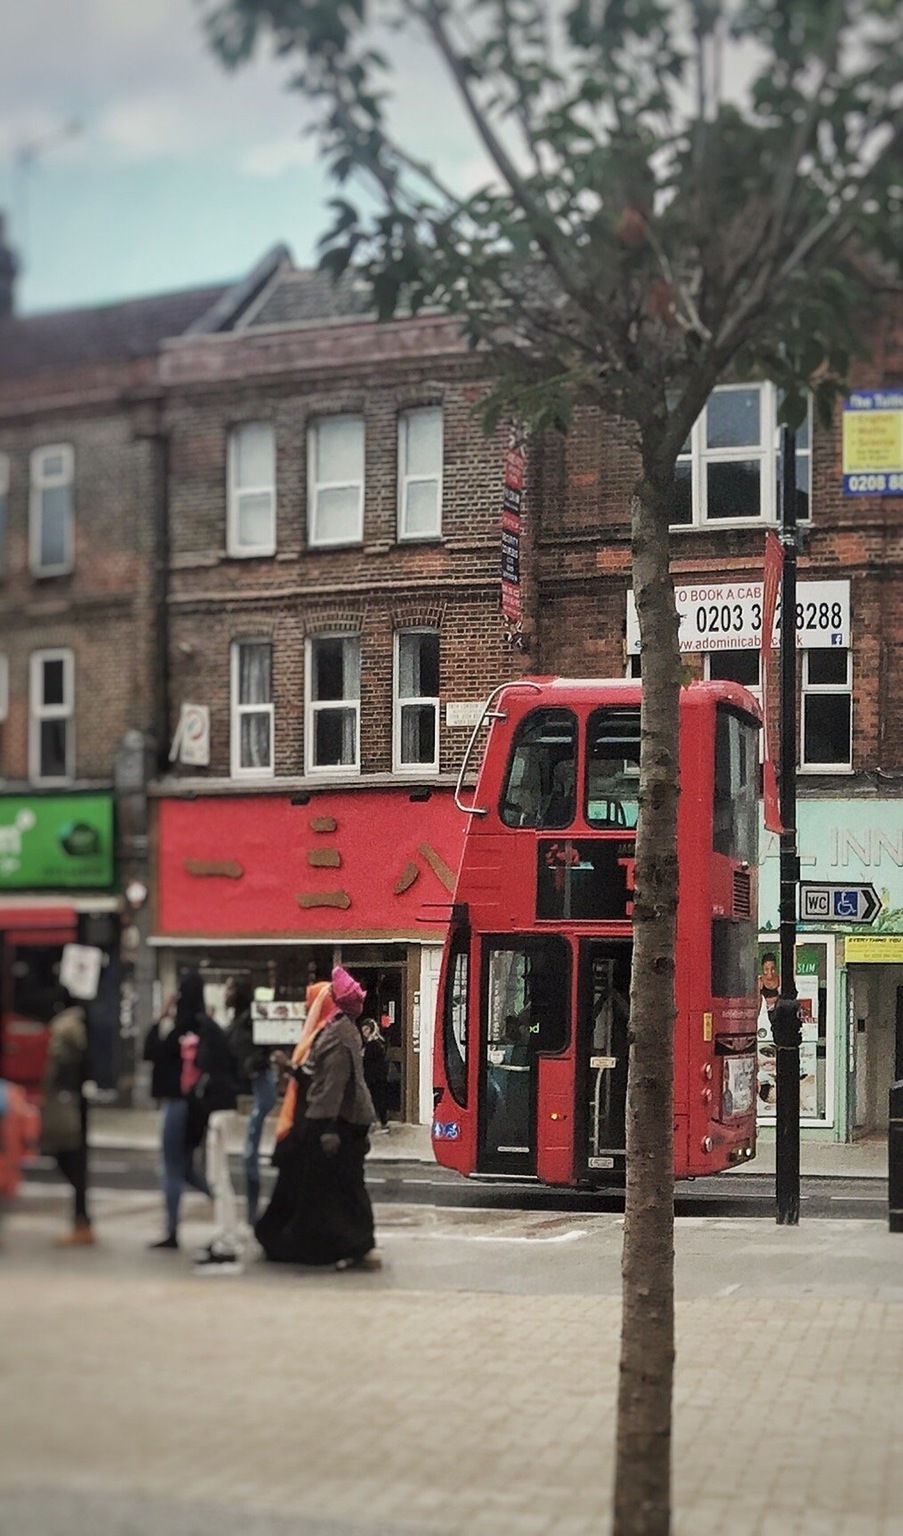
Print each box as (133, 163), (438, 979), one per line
(204, 0), (901, 455)
(203, 6), (901, 1533)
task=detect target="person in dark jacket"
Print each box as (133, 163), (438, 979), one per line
(224, 975), (276, 1226)
(42, 992), (94, 1246)
(256, 966), (380, 1270)
(191, 1004), (242, 1273)
(143, 969), (212, 1250)
(359, 1017), (390, 1131)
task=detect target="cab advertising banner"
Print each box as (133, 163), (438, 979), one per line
(0, 794), (114, 889)
(842, 390), (903, 497)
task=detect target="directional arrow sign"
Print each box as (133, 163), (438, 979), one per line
(800, 883), (882, 925)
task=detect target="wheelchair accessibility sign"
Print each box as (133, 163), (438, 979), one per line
(800, 883), (881, 924)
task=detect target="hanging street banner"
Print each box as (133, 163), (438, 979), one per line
(500, 444), (526, 623)
(842, 390), (903, 496)
(626, 578), (849, 654)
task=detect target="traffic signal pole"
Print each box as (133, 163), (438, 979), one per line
(775, 426), (802, 1225)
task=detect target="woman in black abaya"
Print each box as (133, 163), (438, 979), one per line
(255, 966), (380, 1271)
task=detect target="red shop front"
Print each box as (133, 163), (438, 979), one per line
(151, 786), (467, 1123)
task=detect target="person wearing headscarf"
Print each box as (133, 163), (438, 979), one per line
(255, 966), (380, 1271)
(143, 968), (212, 1250)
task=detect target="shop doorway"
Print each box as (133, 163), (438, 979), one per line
(353, 965), (407, 1122)
(848, 965), (903, 1136)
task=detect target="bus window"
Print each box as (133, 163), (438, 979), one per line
(499, 709), (577, 829)
(585, 708), (640, 829)
(443, 935), (468, 1106)
(713, 708), (758, 861)
(711, 918), (757, 998)
(486, 938), (570, 1055)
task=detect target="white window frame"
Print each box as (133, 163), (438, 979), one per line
(307, 415), (364, 548)
(29, 648), (75, 784)
(398, 406), (443, 541)
(672, 384), (811, 529)
(305, 633), (361, 777)
(29, 444), (75, 576)
(230, 639), (274, 779)
(800, 648), (852, 774)
(393, 629), (440, 774)
(227, 423), (276, 558)
(703, 649), (762, 700)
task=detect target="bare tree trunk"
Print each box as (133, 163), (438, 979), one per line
(612, 474), (681, 1536)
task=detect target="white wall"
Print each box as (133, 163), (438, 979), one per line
(417, 944), (443, 1124)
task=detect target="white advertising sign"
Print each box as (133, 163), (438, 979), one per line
(626, 579), (849, 655)
(251, 998), (307, 1046)
(170, 704), (211, 767)
(59, 943), (103, 1002)
(446, 701), (486, 729)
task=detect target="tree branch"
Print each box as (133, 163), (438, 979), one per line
(763, 0), (848, 266)
(420, 0), (585, 304)
(714, 112), (903, 357)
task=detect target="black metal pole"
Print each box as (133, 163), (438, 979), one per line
(775, 425), (802, 1225)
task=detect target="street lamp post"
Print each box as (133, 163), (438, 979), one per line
(775, 425), (803, 1226)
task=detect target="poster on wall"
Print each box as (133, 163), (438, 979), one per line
(756, 944), (821, 1120)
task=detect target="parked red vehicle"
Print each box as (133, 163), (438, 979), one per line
(431, 677), (761, 1186)
(0, 910), (78, 1102)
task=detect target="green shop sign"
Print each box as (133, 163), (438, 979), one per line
(0, 794), (114, 890)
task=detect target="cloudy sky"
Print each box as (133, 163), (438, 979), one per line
(0, 0), (481, 315)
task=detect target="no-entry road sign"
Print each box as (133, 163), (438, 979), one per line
(800, 883), (882, 924)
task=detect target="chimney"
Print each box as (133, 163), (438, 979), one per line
(0, 214), (18, 319)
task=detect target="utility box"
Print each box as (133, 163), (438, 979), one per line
(889, 1081), (903, 1233)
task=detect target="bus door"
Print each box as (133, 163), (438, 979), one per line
(478, 936), (570, 1177)
(578, 939), (632, 1177)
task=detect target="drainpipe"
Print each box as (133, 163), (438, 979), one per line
(152, 428), (172, 772)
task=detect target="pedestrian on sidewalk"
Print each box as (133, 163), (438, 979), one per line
(359, 1017), (390, 1131)
(256, 966), (381, 1271)
(143, 970), (212, 1251)
(40, 990), (94, 1247)
(224, 976), (277, 1226)
(190, 1005), (242, 1274)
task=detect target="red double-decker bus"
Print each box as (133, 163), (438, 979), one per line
(431, 677), (761, 1185)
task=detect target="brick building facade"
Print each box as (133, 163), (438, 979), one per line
(0, 236), (240, 1099)
(150, 265), (532, 1121)
(2, 225), (901, 1138)
(526, 300), (903, 1141)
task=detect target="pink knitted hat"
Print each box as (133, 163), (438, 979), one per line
(331, 965), (366, 1020)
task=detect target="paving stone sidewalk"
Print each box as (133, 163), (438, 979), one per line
(2, 1188), (903, 1536)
